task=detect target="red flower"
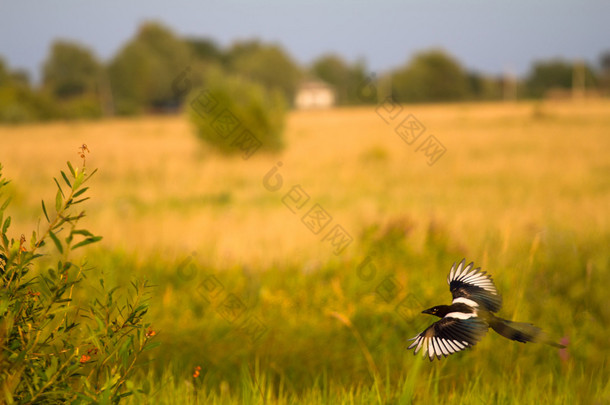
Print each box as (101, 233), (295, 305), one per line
(193, 366), (202, 378)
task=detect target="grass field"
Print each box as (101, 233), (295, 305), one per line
(1, 99), (609, 403)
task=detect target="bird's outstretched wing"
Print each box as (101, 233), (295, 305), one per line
(447, 259), (502, 313)
(407, 316), (489, 361)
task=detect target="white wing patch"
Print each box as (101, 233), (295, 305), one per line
(408, 335), (470, 361)
(445, 311), (477, 320)
(452, 297), (479, 307)
(447, 259), (498, 294)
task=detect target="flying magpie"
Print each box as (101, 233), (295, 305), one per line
(408, 259), (565, 361)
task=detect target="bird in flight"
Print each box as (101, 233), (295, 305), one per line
(408, 259), (565, 361)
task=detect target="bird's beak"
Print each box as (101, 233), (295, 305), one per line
(422, 308), (433, 315)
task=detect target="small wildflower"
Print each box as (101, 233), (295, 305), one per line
(78, 144), (90, 166)
(193, 366), (202, 378)
(19, 234), (27, 252)
(146, 328), (156, 338)
(27, 290), (41, 300)
(79, 355), (91, 364)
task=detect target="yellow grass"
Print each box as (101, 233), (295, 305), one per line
(1, 99), (609, 268)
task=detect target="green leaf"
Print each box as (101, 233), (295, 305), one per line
(72, 197), (90, 205)
(143, 341), (161, 352)
(72, 187), (89, 198)
(67, 161), (76, 177)
(49, 231), (63, 254)
(85, 168), (98, 180)
(54, 178), (65, 198)
(55, 189), (63, 212)
(73, 172), (85, 190)
(71, 229), (93, 237)
(46, 355), (59, 379)
(60, 171), (72, 188)
(41, 200), (50, 222)
(1, 196), (11, 211)
(31, 230), (37, 249)
(2, 216), (10, 233)
(72, 236), (102, 249)
(0, 299), (9, 315)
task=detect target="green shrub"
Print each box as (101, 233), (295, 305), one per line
(0, 155), (157, 403)
(0, 85), (59, 124)
(188, 69), (286, 157)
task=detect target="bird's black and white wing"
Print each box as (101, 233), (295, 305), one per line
(447, 259), (502, 313)
(407, 316), (488, 361)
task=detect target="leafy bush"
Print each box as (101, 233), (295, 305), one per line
(0, 84), (59, 124)
(0, 156), (157, 403)
(188, 68), (286, 156)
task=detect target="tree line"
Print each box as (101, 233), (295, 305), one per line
(0, 21), (608, 123)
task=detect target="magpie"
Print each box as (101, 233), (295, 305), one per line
(408, 259), (565, 361)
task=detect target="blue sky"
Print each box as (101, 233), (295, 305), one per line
(1, 0), (608, 82)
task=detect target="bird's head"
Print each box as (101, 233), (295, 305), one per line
(422, 305), (449, 318)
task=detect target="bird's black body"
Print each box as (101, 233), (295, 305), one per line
(408, 259), (565, 361)
(423, 303), (476, 317)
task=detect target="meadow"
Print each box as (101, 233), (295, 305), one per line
(1, 99), (609, 403)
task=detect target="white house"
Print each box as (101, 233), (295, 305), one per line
(294, 80), (336, 109)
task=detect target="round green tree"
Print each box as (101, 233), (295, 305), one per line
(391, 49), (471, 103)
(188, 69), (286, 156)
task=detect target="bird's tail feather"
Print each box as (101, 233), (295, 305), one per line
(489, 316), (565, 348)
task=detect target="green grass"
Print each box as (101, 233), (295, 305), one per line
(80, 219), (609, 404)
(1, 100), (609, 403)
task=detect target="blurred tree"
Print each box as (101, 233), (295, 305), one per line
(525, 58), (597, 98)
(0, 58), (58, 123)
(185, 37), (223, 63)
(189, 67), (286, 155)
(600, 51), (610, 75)
(0, 59), (8, 85)
(310, 54), (371, 105)
(390, 49), (471, 103)
(107, 21), (191, 114)
(467, 72), (503, 100)
(181, 37), (225, 99)
(8, 69), (30, 87)
(347, 60), (373, 104)
(598, 51), (610, 94)
(42, 40), (101, 99)
(311, 54), (351, 104)
(225, 40), (302, 104)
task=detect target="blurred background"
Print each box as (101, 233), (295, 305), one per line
(1, 1), (609, 403)
(1, 1), (609, 120)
